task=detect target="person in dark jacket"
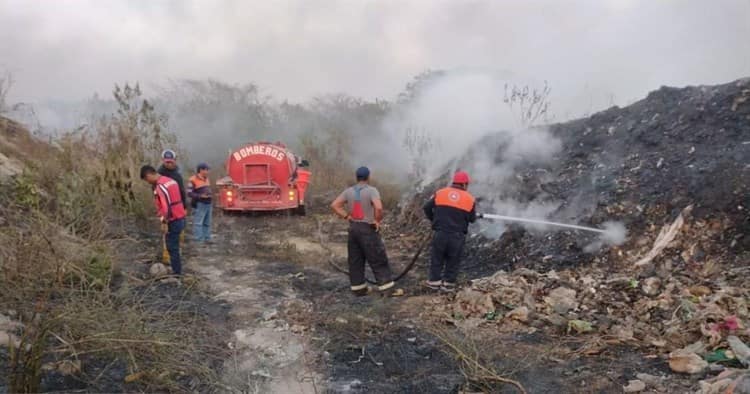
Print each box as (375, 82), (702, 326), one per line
(157, 149), (187, 204)
(422, 171), (478, 292)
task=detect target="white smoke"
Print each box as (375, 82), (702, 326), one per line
(385, 70), (627, 248)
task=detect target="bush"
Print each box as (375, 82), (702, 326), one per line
(0, 82), (223, 392)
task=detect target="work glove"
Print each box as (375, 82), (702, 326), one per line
(160, 222), (168, 234)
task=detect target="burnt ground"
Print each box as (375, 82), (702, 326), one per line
(170, 210), (700, 393)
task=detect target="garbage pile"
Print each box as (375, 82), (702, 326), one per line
(390, 78), (750, 391)
(392, 78), (749, 278)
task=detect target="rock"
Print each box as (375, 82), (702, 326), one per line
(669, 350), (708, 374)
(727, 336), (750, 366)
(149, 263), (168, 277)
(545, 314), (568, 328)
(650, 339), (667, 348)
(699, 379), (732, 394)
(544, 287), (578, 314)
(251, 369), (272, 378)
(635, 373), (664, 387)
(262, 310), (278, 321)
(0, 330), (21, 348)
(335, 317), (348, 324)
(641, 277), (661, 296)
(505, 306), (530, 322)
(42, 360), (81, 376)
(290, 324), (307, 334)
(160, 277), (180, 285)
(623, 379), (646, 392)
(610, 325), (635, 341)
(0, 151), (24, 180)
(734, 374), (750, 394)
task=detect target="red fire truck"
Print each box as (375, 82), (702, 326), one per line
(216, 141), (311, 215)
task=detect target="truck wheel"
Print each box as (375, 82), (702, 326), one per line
(295, 205), (306, 216)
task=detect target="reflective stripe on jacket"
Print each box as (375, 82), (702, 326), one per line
(423, 187), (477, 234)
(154, 176), (186, 221)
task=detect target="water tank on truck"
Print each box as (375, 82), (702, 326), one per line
(216, 141), (311, 215)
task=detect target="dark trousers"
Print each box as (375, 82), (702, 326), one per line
(166, 218), (186, 275)
(347, 222), (393, 290)
(429, 231), (466, 283)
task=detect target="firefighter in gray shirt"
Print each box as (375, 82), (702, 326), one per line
(331, 167), (401, 296)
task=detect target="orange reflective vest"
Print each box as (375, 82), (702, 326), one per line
(188, 175), (211, 199)
(154, 176), (186, 221)
(434, 187), (475, 212)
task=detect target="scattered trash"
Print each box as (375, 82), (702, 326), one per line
(727, 336), (750, 367)
(506, 306), (530, 322)
(704, 349), (733, 364)
(669, 349), (708, 374)
(124, 371), (145, 383)
(641, 277), (661, 296)
(567, 319), (593, 334)
(544, 287), (578, 314)
(634, 205), (692, 267)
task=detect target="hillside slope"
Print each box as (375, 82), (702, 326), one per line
(409, 78), (750, 274)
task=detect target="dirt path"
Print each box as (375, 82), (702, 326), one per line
(182, 212), (695, 393)
(182, 212), (467, 393)
(186, 215), (324, 393)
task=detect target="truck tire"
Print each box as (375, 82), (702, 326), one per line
(295, 204), (306, 216)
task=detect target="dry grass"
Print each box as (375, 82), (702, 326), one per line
(0, 84), (227, 392)
(430, 328), (527, 394)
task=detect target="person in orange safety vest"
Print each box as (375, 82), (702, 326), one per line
(422, 171), (478, 292)
(187, 163), (212, 243)
(140, 165), (187, 276)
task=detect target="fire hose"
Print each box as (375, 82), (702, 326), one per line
(315, 217), (430, 284)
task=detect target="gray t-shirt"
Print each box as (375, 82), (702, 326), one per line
(339, 184), (381, 224)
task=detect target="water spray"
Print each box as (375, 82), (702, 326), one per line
(481, 213), (605, 233)
(479, 213), (628, 246)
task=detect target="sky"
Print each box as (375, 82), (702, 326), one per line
(1, 0), (749, 115)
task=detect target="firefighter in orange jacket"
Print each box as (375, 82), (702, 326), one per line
(422, 171), (477, 292)
(140, 165), (187, 276)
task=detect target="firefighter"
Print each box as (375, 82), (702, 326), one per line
(140, 165), (187, 276)
(188, 163), (212, 243)
(422, 171), (478, 292)
(330, 167), (402, 297)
